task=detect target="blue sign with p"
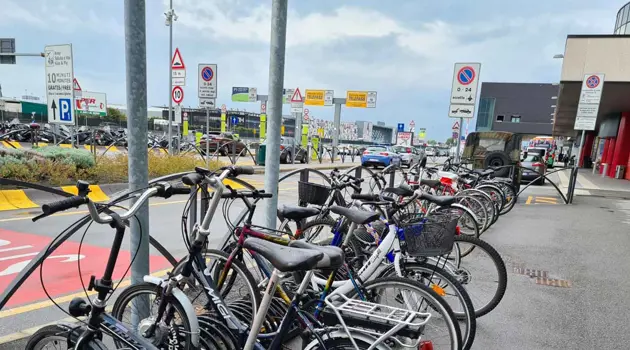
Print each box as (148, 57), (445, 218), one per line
(397, 123), (404, 132)
(59, 98), (72, 122)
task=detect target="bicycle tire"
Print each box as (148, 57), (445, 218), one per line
(346, 276), (462, 350)
(379, 261), (476, 350)
(454, 235), (508, 317)
(111, 282), (194, 350)
(468, 190), (497, 232)
(495, 182), (517, 215)
(476, 185), (503, 225)
(456, 195), (488, 233)
(25, 324), (107, 350)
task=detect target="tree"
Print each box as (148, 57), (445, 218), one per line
(428, 140), (437, 145)
(445, 138), (456, 146)
(106, 107), (126, 122)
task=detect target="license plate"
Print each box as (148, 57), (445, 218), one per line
(368, 159), (379, 162)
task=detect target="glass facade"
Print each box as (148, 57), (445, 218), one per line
(475, 97), (495, 131)
(614, 2), (630, 34)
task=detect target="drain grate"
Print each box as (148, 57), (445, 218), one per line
(513, 267), (548, 278)
(535, 277), (572, 288)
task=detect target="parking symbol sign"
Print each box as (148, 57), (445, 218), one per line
(59, 99), (73, 122)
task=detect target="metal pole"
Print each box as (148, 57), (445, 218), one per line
(124, 0), (150, 286)
(575, 129), (586, 168)
(167, 0), (174, 154)
(455, 117), (463, 162)
(333, 102), (341, 162)
(263, 0), (288, 230)
(205, 107), (210, 168)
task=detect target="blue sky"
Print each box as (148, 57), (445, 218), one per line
(0, 0), (620, 140)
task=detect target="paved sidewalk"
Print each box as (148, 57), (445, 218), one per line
(552, 166), (630, 199)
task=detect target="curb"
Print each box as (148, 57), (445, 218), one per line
(252, 163), (357, 174)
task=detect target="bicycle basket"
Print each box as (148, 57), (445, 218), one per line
(298, 181), (331, 205)
(399, 212), (459, 257)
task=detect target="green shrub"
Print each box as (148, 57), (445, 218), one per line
(34, 147), (95, 168)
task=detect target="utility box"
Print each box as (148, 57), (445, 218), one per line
(615, 165), (626, 179)
(257, 144), (266, 166)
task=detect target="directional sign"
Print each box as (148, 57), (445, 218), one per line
(172, 86), (184, 104)
(171, 48), (186, 78)
(232, 87), (257, 102)
(45, 44), (74, 124)
(305, 89), (333, 106)
(199, 98), (216, 109)
(448, 104), (475, 119)
(575, 73), (605, 131)
(73, 78), (82, 98)
(397, 123), (405, 132)
(345, 91), (377, 108)
(449, 63), (481, 106)
(198, 64), (217, 99)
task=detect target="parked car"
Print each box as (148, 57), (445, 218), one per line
(425, 147), (436, 157)
(361, 145), (402, 168)
(527, 147), (554, 169)
(521, 153), (547, 185)
(393, 145), (423, 167)
(278, 137), (307, 163)
(199, 132), (246, 155)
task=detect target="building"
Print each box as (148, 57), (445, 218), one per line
(475, 82), (557, 135)
(553, 2), (630, 180)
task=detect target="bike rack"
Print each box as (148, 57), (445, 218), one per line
(0, 172), (260, 311)
(515, 165), (577, 205)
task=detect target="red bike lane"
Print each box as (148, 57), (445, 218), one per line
(0, 228), (171, 309)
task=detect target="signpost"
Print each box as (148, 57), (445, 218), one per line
(45, 44), (74, 126)
(304, 89), (333, 106)
(574, 73), (605, 167)
(169, 48), (186, 153)
(448, 62), (481, 161)
(409, 120), (415, 133)
(73, 78), (82, 99)
(345, 91), (377, 108)
(198, 64), (217, 99)
(290, 88), (304, 163)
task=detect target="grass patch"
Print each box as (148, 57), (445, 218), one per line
(0, 147), (223, 186)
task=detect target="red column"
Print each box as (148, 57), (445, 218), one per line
(610, 112), (630, 179)
(606, 139), (616, 177)
(600, 139), (610, 174)
(580, 132), (595, 167)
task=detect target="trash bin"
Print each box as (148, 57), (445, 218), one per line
(258, 144), (266, 166)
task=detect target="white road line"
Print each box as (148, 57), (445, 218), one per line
(557, 170), (569, 189)
(577, 174), (599, 190)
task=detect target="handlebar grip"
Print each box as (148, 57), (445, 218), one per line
(42, 196), (88, 215)
(351, 193), (379, 201)
(171, 186), (191, 195)
(259, 193), (273, 198)
(182, 173), (204, 186)
(233, 166), (255, 176)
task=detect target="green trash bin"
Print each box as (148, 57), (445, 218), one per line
(257, 144), (266, 165)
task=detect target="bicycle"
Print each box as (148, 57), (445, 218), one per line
(26, 181), (200, 350)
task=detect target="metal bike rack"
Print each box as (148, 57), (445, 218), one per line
(516, 165), (576, 205)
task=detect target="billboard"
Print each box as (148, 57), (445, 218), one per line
(75, 91), (107, 116)
(396, 131), (413, 146)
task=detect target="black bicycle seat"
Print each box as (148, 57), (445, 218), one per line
(242, 238), (323, 273)
(330, 206), (380, 225)
(472, 169), (494, 177)
(288, 240), (344, 269)
(384, 186), (414, 197)
(420, 179), (441, 188)
(277, 205), (320, 222)
(420, 192), (457, 206)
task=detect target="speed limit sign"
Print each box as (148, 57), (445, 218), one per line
(172, 86), (184, 104)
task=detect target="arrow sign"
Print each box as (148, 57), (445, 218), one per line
(51, 100), (57, 120)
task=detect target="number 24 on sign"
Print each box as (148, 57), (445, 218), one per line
(457, 87), (472, 92)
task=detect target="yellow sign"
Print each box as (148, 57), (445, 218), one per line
(304, 89), (333, 106)
(281, 125), (285, 135)
(346, 91), (368, 108)
(419, 129), (426, 139)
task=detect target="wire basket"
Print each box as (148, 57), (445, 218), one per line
(298, 181), (331, 205)
(399, 211), (459, 257)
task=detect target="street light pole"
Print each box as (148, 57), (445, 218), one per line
(165, 1), (177, 154)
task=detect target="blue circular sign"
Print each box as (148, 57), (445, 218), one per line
(586, 75), (600, 89)
(457, 66), (475, 85)
(202, 67), (214, 82)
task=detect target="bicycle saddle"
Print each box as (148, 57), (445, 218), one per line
(277, 205), (320, 222)
(383, 186), (415, 197)
(242, 238), (323, 273)
(419, 179), (441, 188)
(288, 240), (344, 269)
(330, 206), (380, 225)
(420, 192), (457, 206)
(472, 169), (494, 177)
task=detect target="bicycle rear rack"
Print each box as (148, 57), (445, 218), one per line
(324, 293), (431, 349)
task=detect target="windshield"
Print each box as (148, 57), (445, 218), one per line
(393, 146), (411, 153)
(523, 154), (542, 162)
(367, 146), (387, 152)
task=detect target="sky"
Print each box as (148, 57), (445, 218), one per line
(0, 0), (621, 140)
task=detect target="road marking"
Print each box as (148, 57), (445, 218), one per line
(577, 174), (599, 189)
(1, 141), (22, 149)
(0, 190), (39, 211)
(61, 185), (110, 202)
(0, 268), (170, 320)
(525, 196), (558, 205)
(557, 170), (569, 188)
(58, 144), (73, 149)
(525, 196), (533, 205)
(83, 145), (91, 151)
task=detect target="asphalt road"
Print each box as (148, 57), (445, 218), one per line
(1, 168), (630, 349)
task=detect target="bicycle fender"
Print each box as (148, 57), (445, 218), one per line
(143, 275), (200, 348)
(304, 330), (392, 350)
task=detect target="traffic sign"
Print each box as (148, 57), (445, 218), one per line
(171, 48), (185, 70)
(73, 78), (82, 98)
(198, 64), (217, 99)
(304, 89), (334, 106)
(304, 108), (310, 121)
(345, 91), (377, 108)
(449, 62), (481, 106)
(232, 87), (257, 102)
(172, 77), (185, 86)
(397, 123), (405, 132)
(174, 104), (182, 124)
(575, 73), (605, 131)
(45, 44), (74, 124)
(76, 91), (107, 116)
(290, 88), (303, 103)
(199, 98), (215, 108)
(409, 120), (415, 127)
(448, 104), (474, 119)
(172, 86), (184, 104)
(260, 102), (267, 114)
(221, 104), (227, 113)
(282, 88), (295, 104)
(452, 121), (460, 131)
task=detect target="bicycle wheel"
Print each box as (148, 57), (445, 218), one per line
(476, 184), (505, 214)
(456, 195), (488, 233)
(452, 235), (507, 317)
(380, 261), (476, 350)
(347, 276), (462, 350)
(467, 190), (496, 231)
(170, 248), (261, 326)
(433, 204), (479, 239)
(25, 325), (107, 350)
(111, 282), (195, 350)
(495, 182), (517, 215)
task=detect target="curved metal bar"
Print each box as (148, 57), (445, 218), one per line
(516, 166), (571, 204)
(278, 168), (332, 184)
(0, 178), (70, 196)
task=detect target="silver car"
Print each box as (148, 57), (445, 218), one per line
(393, 145), (423, 167)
